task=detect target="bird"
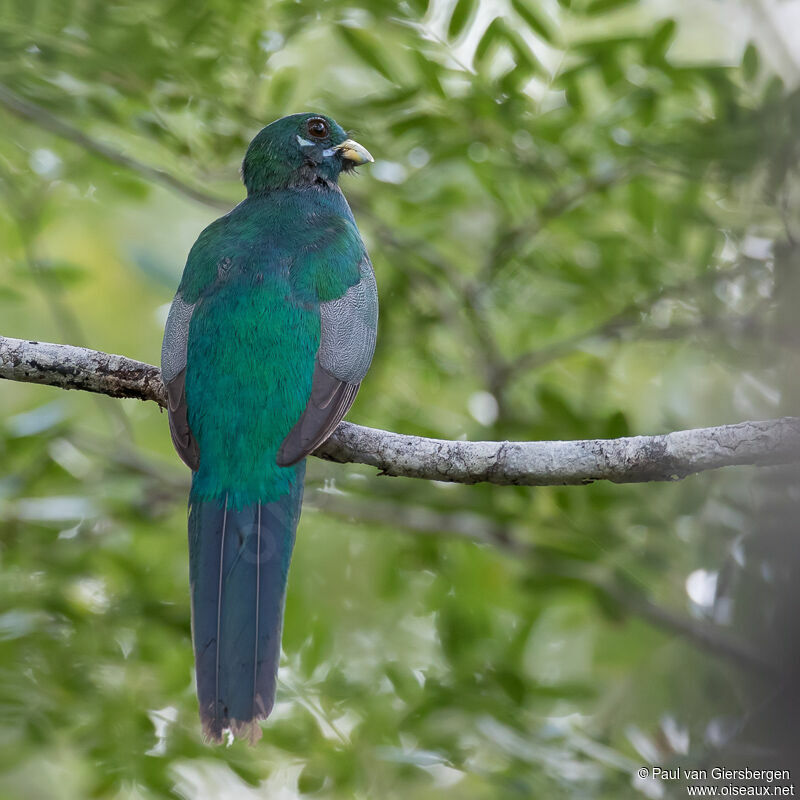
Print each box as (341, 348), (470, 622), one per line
(161, 113), (377, 743)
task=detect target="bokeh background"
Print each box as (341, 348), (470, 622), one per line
(1, 0), (800, 797)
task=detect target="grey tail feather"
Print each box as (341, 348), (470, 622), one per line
(188, 465), (305, 743)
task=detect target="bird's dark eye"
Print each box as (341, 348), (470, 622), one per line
(307, 118), (329, 139)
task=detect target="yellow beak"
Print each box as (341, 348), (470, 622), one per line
(337, 139), (374, 165)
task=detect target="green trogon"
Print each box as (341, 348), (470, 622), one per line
(161, 113), (377, 742)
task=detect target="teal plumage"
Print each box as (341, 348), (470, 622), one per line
(183, 189), (365, 507)
(162, 113), (376, 742)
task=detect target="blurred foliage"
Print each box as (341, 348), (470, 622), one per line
(1, 0), (800, 798)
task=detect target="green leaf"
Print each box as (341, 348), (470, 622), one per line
(603, 410), (630, 439)
(564, 76), (583, 110)
(413, 49), (446, 97)
(585, 0), (637, 14)
(599, 50), (623, 86)
(629, 179), (656, 231)
(338, 25), (395, 83)
(762, 74), (785, 104)
(35, 260), (89, 287)
(592, 586), (626, 621)
(742, 42), (759, 82)
(0, 285), (23, 303)
(510, 0), (555, 43)
(474, 16), (506, 68)
(448, 0), (476, 41)
(493, 667), (525, 704)
(228, 762), (262, 787)
(644, 19), (676, 64)
(270, 68), (296, 109)
(298, 765), (326, 794)
(507, 27), (543, 76)
(389, 111), (433, 136)
(405, 0), (430, 16)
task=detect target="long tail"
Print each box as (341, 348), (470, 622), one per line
(188, 465), (304, 743)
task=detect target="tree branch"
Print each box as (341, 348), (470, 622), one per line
(0, 83), (232, 211)
(311, 492), (776, 675)
(2, 335), (798, 485)
(485, 166), (636, 280)
(0, 335), (167, 405)
(505, 262), (754, 378)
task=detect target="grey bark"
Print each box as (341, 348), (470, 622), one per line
(2, 335), (798, 486)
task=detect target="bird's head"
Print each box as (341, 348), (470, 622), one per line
(241, 112), (373, 195)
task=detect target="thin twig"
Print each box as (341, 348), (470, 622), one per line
(0, 83), (233, 210)
(505, 262), (753, 377)
(485, 167), (636, 281)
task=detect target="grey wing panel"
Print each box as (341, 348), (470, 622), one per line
(161, 292), (200, 471)
(275, 363), (360, 467)
(166, 369), (200, 471)
(318, 258), (378, 384)
(161, 293), (194, 384)
(277, 258), (378, 467)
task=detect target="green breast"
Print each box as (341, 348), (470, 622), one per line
(186, 270), (319, 508)
(180, 187), (364, 509)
